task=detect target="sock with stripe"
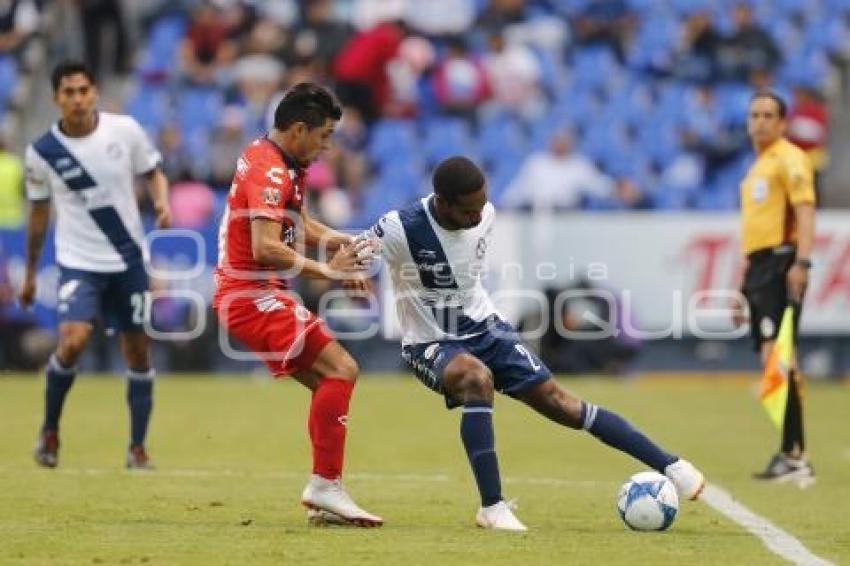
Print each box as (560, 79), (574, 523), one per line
(581, 401), (678, 472)
(127, 368), (155, 448)
(43, 353), (77, 432)
(461, 401), (502, 507)
(309, 377), (354, 480)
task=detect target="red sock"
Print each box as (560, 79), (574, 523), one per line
(308, 377), (354, 480)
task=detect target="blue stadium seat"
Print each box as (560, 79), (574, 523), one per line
(652, 186), (692, 211)
(489, 160), (523, 205)
(478, 117), (527, 169)
(367, 119), (418, 165)
(178, 88), (224, 134)
(571, 47), (620, 90)
(0, 56), (17, 105)
(137, 16), (186, 77)
(423, 118), (476, 165)
(125, 87), (170, 134)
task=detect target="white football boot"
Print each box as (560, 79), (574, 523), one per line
(665, 458), (706, 500)
(301, 475), (383, 527)
(306, 508), (351, 527)
(475, 500), (528, 531)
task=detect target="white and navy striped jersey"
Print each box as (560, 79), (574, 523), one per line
(25, 112), (161, 273)
(370, 196), (500, 346)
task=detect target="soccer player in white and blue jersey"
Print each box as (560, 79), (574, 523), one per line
(20, 61), (171, 469)
(362, 156), (705, 530)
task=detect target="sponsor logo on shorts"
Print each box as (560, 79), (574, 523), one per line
(58, 279), (80, 301)
(254, 295), (285, 313)
(423, 343), (439, 360)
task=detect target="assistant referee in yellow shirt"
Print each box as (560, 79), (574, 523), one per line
(736, 91), (815, 484)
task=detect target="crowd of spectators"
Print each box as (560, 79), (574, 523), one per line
(113, 0), (845, 231)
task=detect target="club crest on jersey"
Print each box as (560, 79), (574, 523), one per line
(475, 237), (487, 259)
(751, 178), (769, 202)
(106, 142), (123, 160)
(56, 157), (73, 169)
(262, 187), (282, 206)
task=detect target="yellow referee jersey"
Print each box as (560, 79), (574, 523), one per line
(740, 138), (816, 255)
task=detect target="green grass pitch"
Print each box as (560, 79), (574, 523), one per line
(1, 374), (848, 565)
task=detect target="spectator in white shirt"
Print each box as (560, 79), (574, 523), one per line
(501, 129), (613, 210)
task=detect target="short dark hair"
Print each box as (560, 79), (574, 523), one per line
(750, 90), (787, 118)
(51, 60), (96, 92)
(433, 156), (485, 202)
(273, 82), (342, 130)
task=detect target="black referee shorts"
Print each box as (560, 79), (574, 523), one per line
(742, 245), (802, 352)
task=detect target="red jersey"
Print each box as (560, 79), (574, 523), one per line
(214, 138), (306, 296)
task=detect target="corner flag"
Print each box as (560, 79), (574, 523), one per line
(758, 307), (795, 429)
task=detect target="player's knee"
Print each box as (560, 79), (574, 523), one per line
(459, 366), (494, 402)
(57, 325), (92, 363)
(333, 352), (360, 381)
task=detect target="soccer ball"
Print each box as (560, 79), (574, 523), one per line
(616, 471), (679, 531)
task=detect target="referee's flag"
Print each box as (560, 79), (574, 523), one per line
(759, 307), (795, 429)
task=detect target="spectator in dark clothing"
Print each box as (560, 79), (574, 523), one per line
(78, 0), (129, 77)
(477, 0), (527, 31)
(290, 0), (351, 71)
(675, 10), (722, 83)
(0, 0), (39, 57)
(574, 0), (634, 63)
(717, 3), (781, 82)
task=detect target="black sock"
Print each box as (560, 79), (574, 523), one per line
(127, 369), (154, 448)
(43, 354), (77, 432)
(781, 372), (805, 456)
(582, 402), (678, 472)
(461, 401), (502, 507)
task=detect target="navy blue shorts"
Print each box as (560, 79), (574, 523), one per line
(401, 318), (552, 409)
(56, 263), (149, 332)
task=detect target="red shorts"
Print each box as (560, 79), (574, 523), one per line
(214, 287), (334, 377)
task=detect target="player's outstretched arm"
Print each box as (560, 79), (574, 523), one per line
(142, 167), (171, 229)
(301, 206), (351, 251)
(20, 200), (50, 308)
(251, 217), (368, 280)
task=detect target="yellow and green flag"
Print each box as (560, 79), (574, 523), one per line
(758, 306), (795, 429)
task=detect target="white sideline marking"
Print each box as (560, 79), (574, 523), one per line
(701, 483), (834, 566)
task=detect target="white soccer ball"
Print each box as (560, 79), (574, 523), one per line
(616, 471), (679, 531)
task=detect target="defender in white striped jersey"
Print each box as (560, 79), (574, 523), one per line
(20, 61), (171, 469)
(360, 157), (705, 530)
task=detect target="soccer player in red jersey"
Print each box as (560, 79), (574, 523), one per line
(213, 83), (382, 527)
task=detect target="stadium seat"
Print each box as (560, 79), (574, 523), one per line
(0, 56), (17, 106)
(125, 87), (171, 134)
(423, 118), (476, 165)
(136, 16), (187, 79)
(478, 117), (527, 170)
(367, 119), (418, 165)
(177, 88), (224, 134)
